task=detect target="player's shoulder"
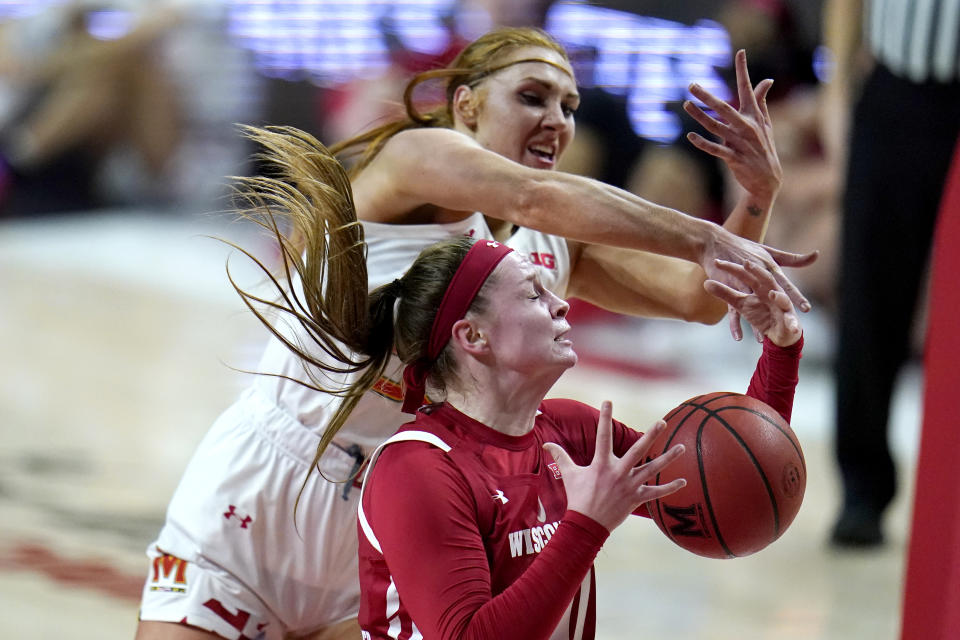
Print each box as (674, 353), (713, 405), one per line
(387, 127), (481, 154)
(378, 419), (461, 465)
(372, 436), (457, 487)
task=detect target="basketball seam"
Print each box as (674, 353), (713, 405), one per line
(710, 407), (782, 537)
(652, 403), (700, 544)
(692, 399), (783, 550)
(695, 414), (734, 558)
(715, 405), (806, 473)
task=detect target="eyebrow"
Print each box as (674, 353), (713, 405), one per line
(522, 76), (580, 102)
(521, 271), (545, 289)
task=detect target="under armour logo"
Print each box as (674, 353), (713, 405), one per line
(491, 489), (509, 504)
(485, 241), (501, 248)
(224, 505), (252, 529)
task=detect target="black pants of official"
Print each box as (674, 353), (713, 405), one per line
(835, 64), (960, 515)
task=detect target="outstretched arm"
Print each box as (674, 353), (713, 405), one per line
(359, 125), (815, 315)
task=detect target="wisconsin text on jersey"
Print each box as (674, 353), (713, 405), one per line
(508, 519), (563, 558)
(492, 490), (563, 558)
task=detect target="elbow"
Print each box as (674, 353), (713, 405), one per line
(509, 173), (563, 232)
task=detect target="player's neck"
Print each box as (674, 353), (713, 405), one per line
(444, 369), (556, 436)
(484, 215), (517, 242)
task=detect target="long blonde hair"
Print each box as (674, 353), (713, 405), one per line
(227, 125), (493, 509)
(328, 26), (570, 174)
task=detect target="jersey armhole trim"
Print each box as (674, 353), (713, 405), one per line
(358, 430), (452, 553)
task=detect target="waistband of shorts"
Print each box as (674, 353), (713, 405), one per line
(241, 387), (364, 478)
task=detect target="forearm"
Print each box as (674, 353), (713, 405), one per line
(369, 449), (609, 640)
(823, 0), (864, 91)
(746, 336), (803, 423)
(571, 176), (714, 260)
(490, 168), (717, 260)
(389, 129), (720, 262)
(457, 512), (608, 640)
(820, 0), (864, 165)
(723, 189), (776, 243)
(567, 245), (726, 323)
(36, 11), (177, 80)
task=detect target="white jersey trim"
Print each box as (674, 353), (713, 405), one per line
(357, 430), (452, 553)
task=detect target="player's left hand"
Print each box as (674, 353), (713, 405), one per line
(704, 258), (802, 347)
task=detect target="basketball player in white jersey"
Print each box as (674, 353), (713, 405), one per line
(136, 27), (813, 640)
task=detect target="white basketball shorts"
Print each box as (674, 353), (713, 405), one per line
(138, 387), (364, 638)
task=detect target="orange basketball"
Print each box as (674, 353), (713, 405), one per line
(645, 392), (806, 559)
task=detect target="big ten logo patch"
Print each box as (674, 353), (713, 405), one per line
(150, 554), (189, 593)
(528, 252), (556, 270)
(547, 462), (561, 479)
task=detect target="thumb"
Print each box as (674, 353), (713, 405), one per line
(543, 442), (574, 473)
(765, 247), (820, 268)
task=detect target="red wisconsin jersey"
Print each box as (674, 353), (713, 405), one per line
(357, 399), (635, 640)
(357, 337), (802, 640)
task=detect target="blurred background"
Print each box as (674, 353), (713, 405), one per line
(0, 0), (926, 638)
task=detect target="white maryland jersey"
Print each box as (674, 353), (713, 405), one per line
(253, 214), (572, 451)
(144, 215), (573, 636)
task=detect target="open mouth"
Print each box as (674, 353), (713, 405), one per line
(528, 144), (556, 163)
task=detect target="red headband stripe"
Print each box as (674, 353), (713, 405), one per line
(401, 240), (514, 414)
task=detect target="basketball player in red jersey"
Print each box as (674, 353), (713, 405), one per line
(352, 236), (803, 639)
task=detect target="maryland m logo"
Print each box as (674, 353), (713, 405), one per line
(150, 553), (189, 593)
(663, 503), (710, 538)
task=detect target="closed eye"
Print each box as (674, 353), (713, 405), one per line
(520, 92), (544, 106)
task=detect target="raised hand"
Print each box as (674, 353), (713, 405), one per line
(684, 49), (781, 201)
(681, 49), (817, 338)
(543, 401), (686, 532)
(703, 258), (803, 346)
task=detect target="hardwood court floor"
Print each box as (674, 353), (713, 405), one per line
(0, 210), (920, 639)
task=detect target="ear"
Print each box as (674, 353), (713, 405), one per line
(452, 85), (480, 130)
(451, 318), (488, 355)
